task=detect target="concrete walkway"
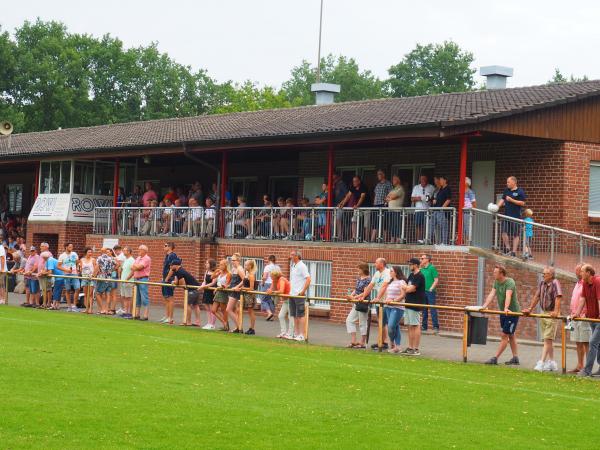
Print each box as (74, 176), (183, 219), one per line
(7, 291), (596, 376)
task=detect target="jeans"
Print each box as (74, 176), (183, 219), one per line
(259, 282), (275, 313)
(386, 307), (404, 345)
(135, 277), (149, 307)
(430, 210), (449, 244)
(422, 290), (439, 330)
(52, 279), (65, 302)
(583, 322), (600, 375)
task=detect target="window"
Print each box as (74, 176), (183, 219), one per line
(240, 256), (265, 281)
(337, 166), (377, 193)
(40, 161), (71, 194)
(73, 161), (95, 195)
(589, 163), (600, 217)
(302, 260), (332, 310)
(94, 162), (115, 196)
(7, 184), (23, 214)
(229, 177), (258, 205)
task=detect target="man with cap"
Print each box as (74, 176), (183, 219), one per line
(403, 257), (427, 355)
(23, 246), (41, 307)
(165, 258), (202, 326)
(39, 251), (64, 310)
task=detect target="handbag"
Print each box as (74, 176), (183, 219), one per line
(355, 300), (369, 313)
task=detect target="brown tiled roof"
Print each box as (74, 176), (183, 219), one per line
(2, 80), (600, 158)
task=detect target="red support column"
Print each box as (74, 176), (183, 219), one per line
(325, 145), (334, 240)
(220, 150), (228, 207)
(457, 136), (468, 245)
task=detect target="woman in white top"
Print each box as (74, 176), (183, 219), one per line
(380, 266), (407, 353)
(212, 259), (231, 331)
(79, 247), (97, 314)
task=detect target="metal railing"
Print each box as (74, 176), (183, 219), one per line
(93, 207), (216, 238)
(217, 206), (457, 245)
(469, 208), (600, 271)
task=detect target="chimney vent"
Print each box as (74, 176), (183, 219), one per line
(311, 82), (341, 105)
(480, 66), (513, 90)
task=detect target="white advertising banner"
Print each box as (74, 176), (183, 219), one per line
(29, 194), (113, 223)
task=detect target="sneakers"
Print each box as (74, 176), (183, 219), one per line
(547, 360), (558, 372)
(400, 348), (412, 355)
(505, 356), (520, 365)
(370, 342), (389, 350)
(276, 332), (286, 339)
(407, 348), (421, 356)
(202, 324), (216, 330)
(591, 369), (600, 377)
(116, 308), (124, 315)
(577, 370), (591, 377)
(294, 334), (305, 342)
(159, 317), (170, 324)
(534, 360), (545, 372)
(245, 328), (256, 335)
(433, 328), (439, 335)
(485, 356), (498, 365)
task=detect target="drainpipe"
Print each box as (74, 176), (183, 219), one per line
(182, 143), (221, 240)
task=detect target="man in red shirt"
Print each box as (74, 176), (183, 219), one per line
(573, 264), (600, 377)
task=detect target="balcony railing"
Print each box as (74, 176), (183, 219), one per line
(93, 207), (216, 238)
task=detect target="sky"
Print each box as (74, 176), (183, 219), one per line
(2, 0), (600, 89)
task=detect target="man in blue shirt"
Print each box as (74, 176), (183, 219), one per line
(497, 176), (526, 257)
(40, 251), (64, 310)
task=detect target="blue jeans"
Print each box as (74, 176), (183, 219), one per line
(422, 290), (439, 330)
(583, 322), (600, 375)
(386, 307), (404, 345)
(135, 277), (149, 307)
(259, 282), (275, 313)
(52, 279), (65, 302)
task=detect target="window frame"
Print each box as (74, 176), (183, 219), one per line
(589, 162), (600, 217)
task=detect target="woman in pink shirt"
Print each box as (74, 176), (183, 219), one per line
(24, 246), (41, 307)
(569, 263), (591, 373)
(131, 245), (152, 320)
(142, 182), (158, 207)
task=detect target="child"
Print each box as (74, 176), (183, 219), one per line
(523, 209), (534, 259)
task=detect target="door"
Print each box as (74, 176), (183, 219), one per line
(471, 161), (495, 248)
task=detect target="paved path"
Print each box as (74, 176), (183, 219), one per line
(7, 291), (596, 376)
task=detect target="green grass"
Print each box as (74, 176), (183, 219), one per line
(0, 307), (598, 449)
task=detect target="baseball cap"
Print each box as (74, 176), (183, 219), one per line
(407, 257), (420, 265)
(29, 245), (37, 251)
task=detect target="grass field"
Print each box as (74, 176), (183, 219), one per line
(1, 307), (598, 449)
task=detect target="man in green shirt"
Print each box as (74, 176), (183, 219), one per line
(482, 265), (521, 365)
(420, 254), (440, 334)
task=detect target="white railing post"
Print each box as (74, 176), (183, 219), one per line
(310, 208), (315, 240)
(377, 208), (383, 243)
(425, 209), (431, 245)
(450, 208), (457, 245)
(550, 230), (555, 267)
(580, 235), (585, 263)
(137, 209), (141, 236)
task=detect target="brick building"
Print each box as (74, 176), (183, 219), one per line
(2, 80), (600, 339)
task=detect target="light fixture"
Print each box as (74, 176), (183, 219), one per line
(143, 155), (151, 165)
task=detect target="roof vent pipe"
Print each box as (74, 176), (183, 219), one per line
(480, 66), (513, 90)
(311, 82), (341, 105)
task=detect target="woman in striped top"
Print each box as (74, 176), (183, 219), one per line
(383, 266), (407, 354)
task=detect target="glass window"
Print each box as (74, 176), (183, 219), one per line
(7, 184), (23, 214)
(60, 161), (71, 193)
(40, 161), (71, 194)
(40, 162), (51, 194)
(94, 162), (114, 196)
(589, 163), (600, 217)
(300, 260), (332, 310)
(49, 162), (60, 193)
(73, 161), (95, 195)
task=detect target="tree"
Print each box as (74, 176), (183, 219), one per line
(212, 81), (290, 114)
(386, 41), (476, 97)
(549, 68), (588, 84)
(282, 54), (386, 106)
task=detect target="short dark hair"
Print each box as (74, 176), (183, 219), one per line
(357, 262), (370, 275)
(268, 255), (276, 262)
(494, 265), (507, 276)
(207, 258), (217, 270)
(113, 245), (122, 250)
(583, 264), (596, 276)
(64, 242), (73, 248)
(83, 246), (92, 254)
(166, 242), (175, 250)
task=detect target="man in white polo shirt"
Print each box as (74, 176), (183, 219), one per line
(411, 175), (435, 244)
(289, 250), (311, 342)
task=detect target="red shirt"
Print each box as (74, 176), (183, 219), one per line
(581, 275), (600, 319)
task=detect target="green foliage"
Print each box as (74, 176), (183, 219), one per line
(549, 68), (588, 84)
(212, 80), (291, 113)
(282, 54), (386, 106)
(387, 40), (476, 97)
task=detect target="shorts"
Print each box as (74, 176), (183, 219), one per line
(415, 210), (426, 226)
(502, 221), (521, 237)
(187, 290), (200, 306)
(289, 297), (306, 318)
(38, 277), (49, 292)
(119, 282), (133, 298)
(64, 277), (80, 291)
(135, 278), (149, 307)
(214, 290), (229, 304)
(162, 285), (174, 298)
(571, 320), (592, 342)
(52, 279), (65, 301)
(26, 278), (40, 294)
(203, 291), (214, 305)
(228, 290), (241, 300)
(96, 280), (113, 294)
(499, 314), (519, 335)
(81, 279), (95, 288)
(111, 280), (118, 290)
(540, 317), (558, 340)
(405, 308), (421, 326)
(243, 293), (256, 309)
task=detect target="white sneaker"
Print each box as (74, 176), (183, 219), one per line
(202, 324), (215, 330)
(534, 360), (545, 372)
(159, 317), (169, 324)
(548, 360), (558, 372)
(116, 308), (124, 315)
(294, 334), (305, 342)
(276, 332), (286, 338)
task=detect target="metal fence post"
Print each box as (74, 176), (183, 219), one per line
(250, 209), (255, 238)
(450, 208), (457, 245)
(579, 235), (584, 263)
(93, 209), (97, 233)
(136, 209), (141, 236)
(401, 209), (406, 244)
(467, 209), (473, 245)
(425, 209), (431, 244)
(169, 210), (175, 236)
(550, 230), (555, 266)
(355, 210), (361, 243)
(462, 311), (469, 363)
(377, 208), (383, 243)
(522, 221), (527, 259)
(290, 209), (295, 240)
(310, 208), (315, 240)
(493, 214), (499, 251)
(270, 208), (274, 239)
(332, 209), (338, 241)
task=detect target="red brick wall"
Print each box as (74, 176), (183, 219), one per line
(27, 221), (92, 256)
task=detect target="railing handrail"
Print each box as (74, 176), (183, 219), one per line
(95, 206), (456, 211)
(472, 208), (600, 243)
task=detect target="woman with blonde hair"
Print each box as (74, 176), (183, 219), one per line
(266, 268), (291, 338)
(227, 253), (245, 333)
(212, 259), (231, 331)
(241, 259), (259, 335)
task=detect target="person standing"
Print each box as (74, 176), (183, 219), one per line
(267, 269), (291, 336)
(142, 182), (158, 207)
(24, 246), (40, 307)
(345, 263), (372, 349)
(497, 176), (526, 257)
(359, 257), (392, 350)
(241, 259), (259, 335)
(41, 251), (64, 310)
(36, 242), (51, 306)
(289, 250), (311, 342)
(95, 247), (116, 315)
(57, 243), (80, 312)
(430, 175), (451, 244)
(420, 254), (440, 334)
(165, 258), (202, 327)
(0, 242), (7, 304)
(482, 266), (521, 366)
(523, 267), (562, 371)
(161, 243), (179, 325)
(411, 175), (435, 244)
(568, 264), (590, 373)
(119, 246), (135, 319)
(79, 247), (97, 314)
(463, 177), (477, 244)
(381, 266), (408, 354)
(131, 245), (151, 321)
(386, 174), (406, 243)
(403, 258), (427, 355)
(227, 253), (245, 333)
(338, 176), (371, 242)
(574, 264), (600, 377)
(113, 245), (127, 315)
(200, 259), (218, 330)
(260, 255), (280, 321)
(212, 259), (232, 331)
(371, 169), (392, 242)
